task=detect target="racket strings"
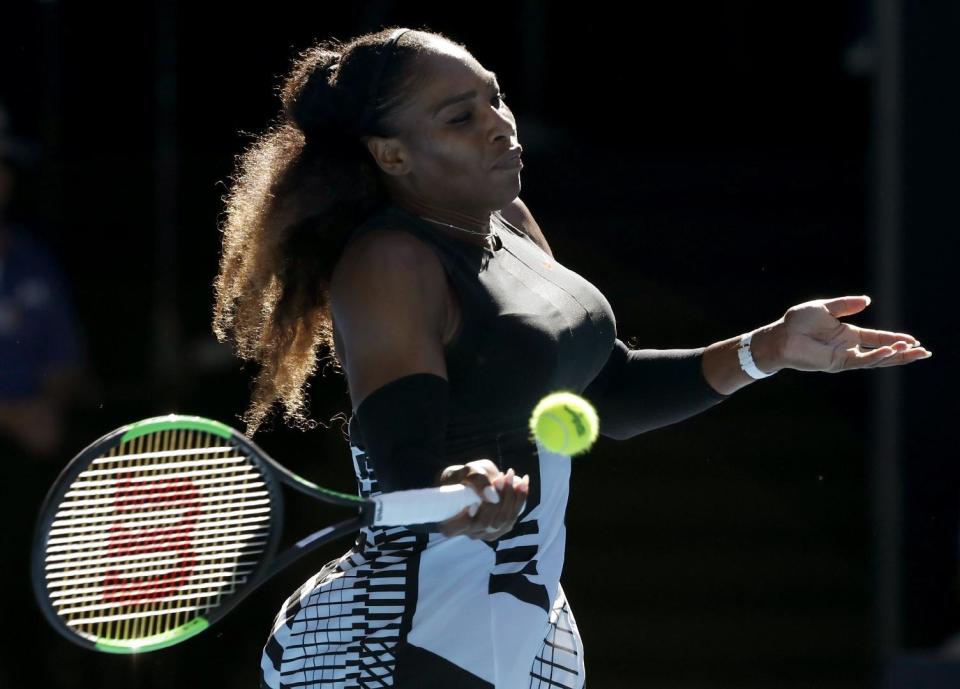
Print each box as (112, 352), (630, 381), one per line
(44, 427), (273, 645)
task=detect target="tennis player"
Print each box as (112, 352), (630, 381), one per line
(211, 26), (930, 689)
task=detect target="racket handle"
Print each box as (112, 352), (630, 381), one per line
(371, 484), (482, 526)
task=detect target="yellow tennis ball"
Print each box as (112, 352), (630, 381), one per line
(529, 391), (599, 456)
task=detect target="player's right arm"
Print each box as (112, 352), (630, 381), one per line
(330, 228), (527, 541)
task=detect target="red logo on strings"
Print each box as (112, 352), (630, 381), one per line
(102, 478), (201, 606)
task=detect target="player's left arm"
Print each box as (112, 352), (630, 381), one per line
(504, 204), (929, 441)
(499, 198), (720, 440)
(501, 197), (730, 440)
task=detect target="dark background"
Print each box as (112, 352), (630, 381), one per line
(1, 1), (957, 687)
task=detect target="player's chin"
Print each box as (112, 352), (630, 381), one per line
(490, 165), (523, 185)
(485, 171), (521, 204)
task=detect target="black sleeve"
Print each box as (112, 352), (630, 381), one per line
(352, 372), (451, 493)
(581, 338), (732, 441)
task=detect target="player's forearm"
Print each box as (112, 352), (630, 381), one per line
(700, 321), (784, 396)
(581, 339), (733, 441)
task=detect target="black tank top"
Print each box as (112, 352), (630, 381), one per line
(343, 201), (617, 463)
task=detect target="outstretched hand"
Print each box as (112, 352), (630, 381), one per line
(773, 295), (931, 373)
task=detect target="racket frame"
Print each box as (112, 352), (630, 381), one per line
(31, 414), (376, 654)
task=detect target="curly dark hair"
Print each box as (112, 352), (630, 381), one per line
(213, 26), (465, 437)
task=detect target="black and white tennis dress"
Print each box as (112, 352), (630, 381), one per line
(260, 201), (621, 688)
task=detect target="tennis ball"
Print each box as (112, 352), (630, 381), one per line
(529, 391), (599, 456)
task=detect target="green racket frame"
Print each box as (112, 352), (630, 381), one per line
(31, 414), (374, 654)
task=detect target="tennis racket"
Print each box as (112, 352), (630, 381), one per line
(31, 413), (481, 654)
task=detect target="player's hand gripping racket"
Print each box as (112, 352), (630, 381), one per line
(31, 414), (481, 654)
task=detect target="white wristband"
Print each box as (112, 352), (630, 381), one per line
(737, 331), (776, 379)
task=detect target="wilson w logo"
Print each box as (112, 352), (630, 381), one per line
(102, 478), (201, 605)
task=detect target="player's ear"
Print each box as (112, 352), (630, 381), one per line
(363, 135), (409, 176)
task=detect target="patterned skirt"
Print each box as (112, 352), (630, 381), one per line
(260, 441), (585, 688)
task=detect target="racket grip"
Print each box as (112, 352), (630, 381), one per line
(372, 484), (483, 526)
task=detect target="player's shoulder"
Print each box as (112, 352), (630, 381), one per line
(330, 222), (449, 331)
(330, 220), (450, 393)
(498, 196), (554, 259)
(333, 222), (446, 289)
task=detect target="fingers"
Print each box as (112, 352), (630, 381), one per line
(476, 469), (530, 542)
(441, 467), (531, 542)
(855, 326), (921, 348)
(461, 470), (502, 507)
(438, 462), (497, 538)
(464, 458), (501, 483)
(439, 461), (501, 501)
(853, 341), (908, 367)
(438, 464), (468, 485)
(871, 342), (933, 367)
(471, 469), (513, 536)
(819, 295), (872, 318)
(852, 340), (932, 369)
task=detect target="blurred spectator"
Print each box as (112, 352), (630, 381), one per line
(0, 102), (90, 460)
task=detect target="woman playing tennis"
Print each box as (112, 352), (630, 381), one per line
(212, 25), (930, 689)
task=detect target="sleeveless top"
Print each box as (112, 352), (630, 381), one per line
(345, 201), (617, 460)
(261, 201), (612, 688)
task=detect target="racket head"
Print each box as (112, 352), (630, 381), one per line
(31, 414), (287, 654)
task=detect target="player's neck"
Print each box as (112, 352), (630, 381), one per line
(393, 198), (492, 234)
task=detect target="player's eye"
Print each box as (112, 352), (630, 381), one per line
(449, 92), (507, 125)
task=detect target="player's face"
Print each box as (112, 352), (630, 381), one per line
(368, 46), (522, 229)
